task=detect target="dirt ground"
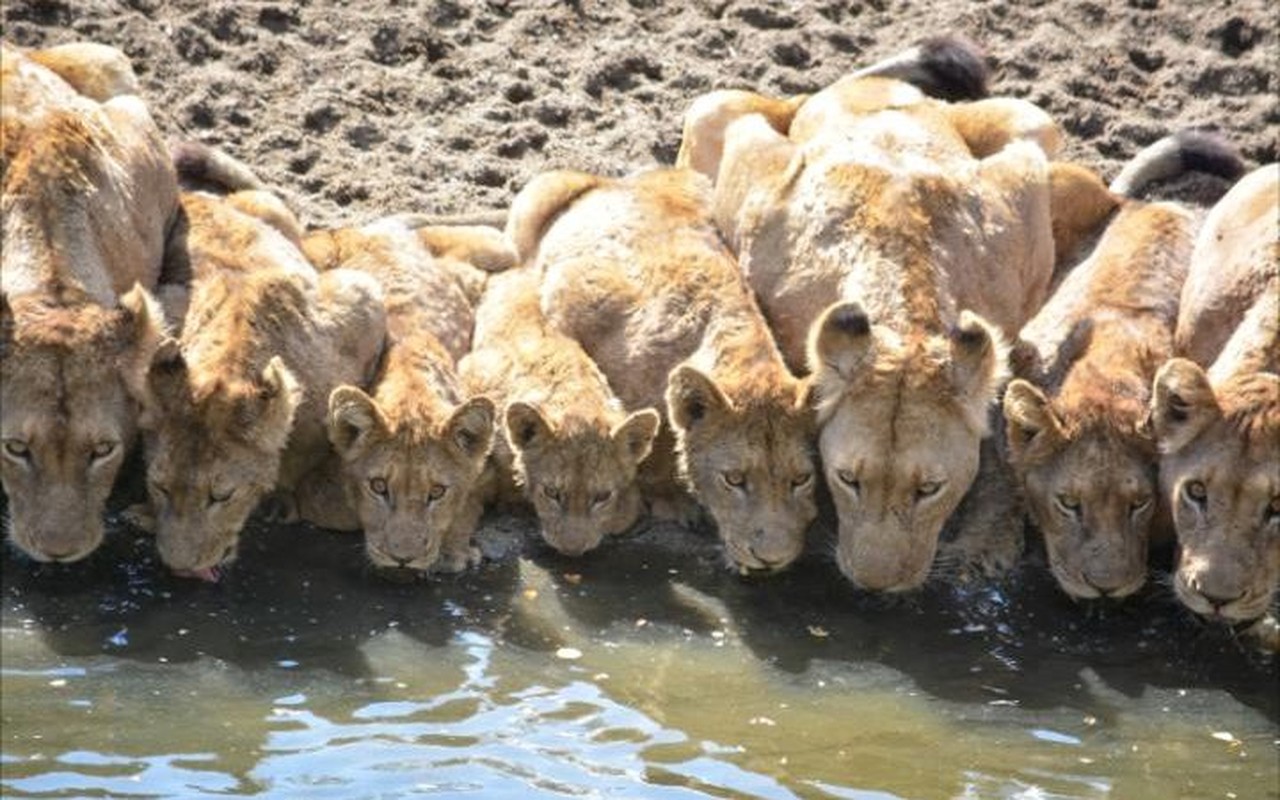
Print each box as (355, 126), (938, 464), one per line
(5, 0), (1275, 229)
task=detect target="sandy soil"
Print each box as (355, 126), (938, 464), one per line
(5, 0), (1275, 229)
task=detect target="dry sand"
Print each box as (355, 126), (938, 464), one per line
(5, 0), (1275, 228)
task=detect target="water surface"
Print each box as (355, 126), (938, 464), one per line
(2, 509), (1276, 799)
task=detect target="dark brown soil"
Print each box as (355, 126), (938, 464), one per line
(5, 0), (1274, 228)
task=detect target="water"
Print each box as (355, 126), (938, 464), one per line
(2, 509), (1276, 799)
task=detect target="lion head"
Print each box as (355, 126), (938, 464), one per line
(1151, 361), (1280, 624)
(1004, 379), (1157, 600)
(0, 286), (164, 562)
(140, 341), (301, 578)
(809, 301), (1008, 591)
(328, 385), (494, 570)
(666, 365), (817, 573)
(505, 400), (659, 557)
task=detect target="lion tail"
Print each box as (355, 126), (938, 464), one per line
(1108, 130), (1245, 198)
(851, 34), (989, 102)
(171, 141), (265, 193)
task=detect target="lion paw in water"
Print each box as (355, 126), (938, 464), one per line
(434, 542), (483, 574)
(1244, 616), (1279, 654)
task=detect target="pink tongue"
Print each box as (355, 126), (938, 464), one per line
(173, 565), (222, 583)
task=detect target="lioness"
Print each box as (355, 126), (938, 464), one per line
(139, 183), (387, 580)
(1149, 164), (1279, 645)
(1004, 133), (1243, 602)
(1, 42), (176, 563)
(508, 167), (817, 573)
(295, 217), (508, 573)
(679, 74), (1063, 591)
(460, 269), (660, 557)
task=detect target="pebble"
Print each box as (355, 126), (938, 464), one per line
(555, 647), (582, 660)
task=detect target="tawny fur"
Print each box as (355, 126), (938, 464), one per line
(509, 167), (817, 573)
(295, 218), (506, 573)
(138, 191), (387, 578)
(1174, 164), (1279, 370)
(679, 74), (1062, 590)
(1007, 197), (1197, 601)
(0, 42), (176, 563)
(1149, 164), (1279, 647)
(459, 269), (660, 557)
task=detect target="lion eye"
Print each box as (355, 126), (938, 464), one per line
(1129, 496), (1152, 516)
(208, 486), (234, 505)
(3, 439), (30, 461)
(791, 472), (812, 489)
(369, 477), (389, 497)
(1056, 494), (1081, 515)
(543, 485), (562, 503)
(1183, 480), (1207, 506)
(90, 441), (119, 462)
(427, 484), (448, 502)
(916, 480), (943, 499)
(591, 489), (614, 507)
(835, 469), (859, 492)
(722, 470), (746, 489)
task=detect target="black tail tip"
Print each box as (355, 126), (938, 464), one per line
(171, 140), (215, 182)
(1173, 129), (1247, 183)
(915, 34), (990, 102)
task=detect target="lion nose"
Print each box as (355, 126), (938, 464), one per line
(747, 538), (792, 569)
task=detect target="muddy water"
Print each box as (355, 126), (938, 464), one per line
(2, 508), (1276, 799)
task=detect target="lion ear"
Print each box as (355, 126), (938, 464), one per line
(252, 356), (302, 451)
(1003, 379), (1064, 465)
(505, 401), (553, 452)
(117, 283), (169, 401)
(613, 408), (661, 464)
(808, 301), (875, 384)
(446, 396), (495, 461)
(328, 385), (386, 458)
(950, 310), (1009, 432)
(143, 337), (190, 425)
(666, 365), (731, 433)
(1150, 359), (1218, 454)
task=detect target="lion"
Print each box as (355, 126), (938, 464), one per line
(677, 67), (1077, 591)
(459, 269), (661, 557)
(1003, 133), (1243, 602)
(293, 216), (510, 573)
(507, 167), (817, 573)
(137, 180), (387, 581)
(1148, 164), (1279, 645)
(1, 42), (177, 563)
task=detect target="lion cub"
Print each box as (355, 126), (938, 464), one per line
(296, 218), (508, 573)
(679, 74), (1067, 590)
(139, 186), (387, 580)
(1003, 134), (1244, 601)
(460, 269), (660, 557)
(1149, 164), (1279, 645)
(1, 42), (176, 563)
(508, 167), (817, 573)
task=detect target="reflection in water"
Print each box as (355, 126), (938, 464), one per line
(1, 511), (1277, 799)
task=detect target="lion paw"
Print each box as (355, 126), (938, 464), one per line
(1244, 616), (1279, 654)
(435, 543), (482, 574)
(121, 502), (157, 534)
